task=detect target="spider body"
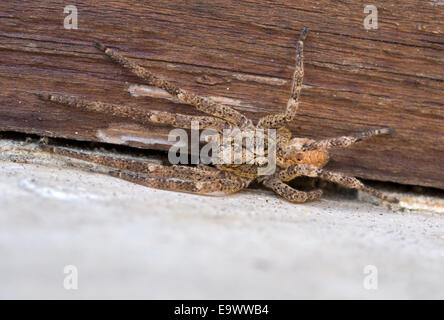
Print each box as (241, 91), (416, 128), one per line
(36, 28), (398, 204)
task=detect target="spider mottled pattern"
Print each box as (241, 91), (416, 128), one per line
(36, 27), (398, 204)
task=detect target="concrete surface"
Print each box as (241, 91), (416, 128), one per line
(0, 140), (443, 299)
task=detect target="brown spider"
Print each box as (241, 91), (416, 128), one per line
(35, 27), (398, 204)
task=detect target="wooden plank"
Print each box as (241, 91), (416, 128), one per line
(0, 0), (443, 189)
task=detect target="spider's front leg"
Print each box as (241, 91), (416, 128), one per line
(39, 144), (251, 195)
(257, 27), (308, 129)
(261, 177), (323, 203)
(93, 41), (254, 129)
(110, 170), (250, 195)
(278, 164), (399, 203)
(35, 93), (230, 132)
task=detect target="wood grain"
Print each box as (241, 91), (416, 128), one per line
(1, 0), (443, 188)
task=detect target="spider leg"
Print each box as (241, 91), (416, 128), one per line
(278, 164), (399, 203)
(39, 144), (251, 195)
(39, 144), (232, 180)
(35, 93), (230, 132)
(262, 177), (323, 203)
(217, 163), (263, 179)
(109, 170), (250, 195)
(257, 27), (308, 129)
(93, 41), (253, 129)
(295, 127), (394, 152)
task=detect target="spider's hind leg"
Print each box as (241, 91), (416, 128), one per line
(298, 128), (394, 151)
(278, 164), (399, 204)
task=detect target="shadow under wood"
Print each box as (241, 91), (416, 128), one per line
(1, 131), (443, 214)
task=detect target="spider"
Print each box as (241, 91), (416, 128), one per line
(35, 27), (398, 204)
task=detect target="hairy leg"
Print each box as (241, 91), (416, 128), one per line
(262, 177), (323, 203)
(39, 144), (250, 195)
(278, 164), (399, 203)
(295, 128), (394, 152)
(93, 41), (253, 129)
(35, 93), (230, 131)
(108, 170), (249, 195)
(39, 144), (234, 180)
(257, 27), (308, 129)
(217, 163), (262, 179)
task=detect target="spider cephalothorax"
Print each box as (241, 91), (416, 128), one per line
(36, 27), (398, 204)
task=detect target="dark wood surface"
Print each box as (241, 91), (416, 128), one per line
(1, 1), (443, 188)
